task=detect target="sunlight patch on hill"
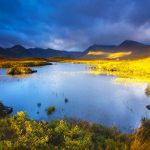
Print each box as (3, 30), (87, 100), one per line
(87, 51), (132, 59)
(87, 51), (109, 55)
(107, 51), (132, 59)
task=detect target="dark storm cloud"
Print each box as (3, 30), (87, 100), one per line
(0, 0), (150, 51)
(127, 0), (150, 26)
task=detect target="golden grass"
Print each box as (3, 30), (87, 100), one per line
(1, 57), (150, 83)
(61, 57), (150, 83)
(7, 67), (37, 75)
(89, 58), (150, 83)
(0, 58), (51, 68)
(107, 51), (132, 59)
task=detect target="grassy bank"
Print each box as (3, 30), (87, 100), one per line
(57, 57), (150, 83)
(89, 58), (150, 83)
(0, 58), (51, 68)
(0, 112), (149, 149)
(1, 57), (150, 82)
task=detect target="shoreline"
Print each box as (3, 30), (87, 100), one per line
(1, 57), (150, 83)
(59, 57), (150, 83)
(0, 58), (52, 68)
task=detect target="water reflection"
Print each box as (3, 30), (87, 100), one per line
(145, 84), (150, 97)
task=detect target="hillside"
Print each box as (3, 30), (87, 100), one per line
(83, 40), (150, 60)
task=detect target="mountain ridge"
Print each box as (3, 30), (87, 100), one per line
(0, 40), (150, 59)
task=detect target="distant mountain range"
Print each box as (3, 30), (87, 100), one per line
(0, 45), (83, 59)
(0, 40), (150, 60)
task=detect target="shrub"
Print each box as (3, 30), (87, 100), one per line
(0, 112), (149, 149)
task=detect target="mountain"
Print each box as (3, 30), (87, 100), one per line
(83, 40), (150, 59)
(119, 40), (145, 48)
(84, 44), (116, 53)
(0, 40), (150, 60)
(0, 45), (83, 58)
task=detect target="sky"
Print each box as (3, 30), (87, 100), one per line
(0, 0), (150, 51)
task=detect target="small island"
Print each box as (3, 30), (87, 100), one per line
(7, 67), (37, 75)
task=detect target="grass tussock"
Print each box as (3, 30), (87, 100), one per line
(0, 112), (149, 149)
(7, 67), (37, 75)
(46, 106), (56, 115)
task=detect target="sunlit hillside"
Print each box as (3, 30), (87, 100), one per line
(87, 51), (132, 59)
(87, 51), (108, 56)
(107, 51), (132, 59)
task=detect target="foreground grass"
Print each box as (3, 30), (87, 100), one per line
(0, 112), (149, 150)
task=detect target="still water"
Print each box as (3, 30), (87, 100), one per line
(0, 63), (150, 132)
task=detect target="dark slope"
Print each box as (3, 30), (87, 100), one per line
(0, 45), (83, 58)
(29, 48), (83, 58)
(83, 40), (150, 59)
(84, 44), (116, 53)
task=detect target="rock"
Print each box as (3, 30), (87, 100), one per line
(146, 105), (150, 110)
(0, 102), (13, 115)
(65, 98), (68, 103)
(37, 102), (41, 107)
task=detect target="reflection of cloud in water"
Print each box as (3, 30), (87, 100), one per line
(41, 71), (95, 78)
(114, 82), (147, 99)
(55, 71), (89, 76)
